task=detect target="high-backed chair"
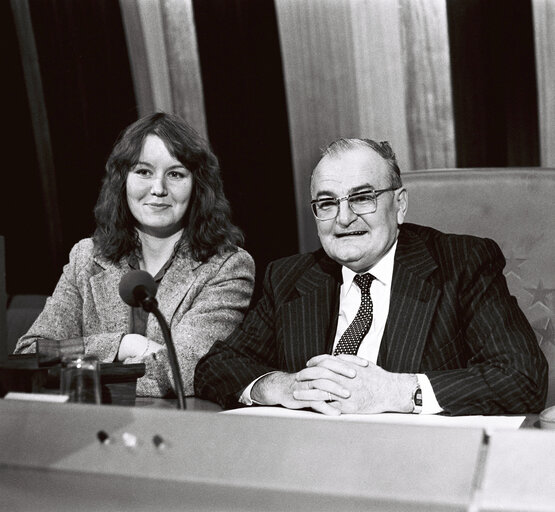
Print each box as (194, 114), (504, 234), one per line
(403, 168), (555, 408)
(6, 294), (48, 355)
(0, 236), (7, 362)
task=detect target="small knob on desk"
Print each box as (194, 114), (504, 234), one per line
(152, 434), (166, 449)
(97, 430), (110, 444)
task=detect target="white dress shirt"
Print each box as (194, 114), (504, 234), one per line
(333, 241), (442, 414)
(241, 241), (442, 414)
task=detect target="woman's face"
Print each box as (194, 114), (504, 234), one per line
(126, 134), (193, 238)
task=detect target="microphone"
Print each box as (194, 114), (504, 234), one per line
(119, 270), (186, 410)
(119, 270), (158, 311)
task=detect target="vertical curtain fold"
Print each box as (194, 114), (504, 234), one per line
(10, 0), (63, 272)
(161, 0), (207, 138)
(532, 0), (555, 167)
(275, 0), (455, 252)
(119, 0), (207, 136)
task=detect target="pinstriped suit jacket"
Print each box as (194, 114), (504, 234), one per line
(194, 223), (548, 415)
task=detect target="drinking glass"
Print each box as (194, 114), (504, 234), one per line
(60, 355), (101, 404)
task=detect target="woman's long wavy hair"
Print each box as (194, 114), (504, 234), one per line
(93, 112), (244, 263)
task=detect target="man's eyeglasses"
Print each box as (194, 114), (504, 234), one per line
(310, 187), (399, 220)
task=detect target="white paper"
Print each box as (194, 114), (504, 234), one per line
(222, 406), (525, 432)
(4, 392), (69, 403)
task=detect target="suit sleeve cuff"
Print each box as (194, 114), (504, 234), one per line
(239, 371), (278, 406)
(416, 374), (443, 414)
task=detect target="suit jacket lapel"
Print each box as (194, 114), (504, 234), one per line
(281, 252), (341, 369)
(379, 228), (440, 373)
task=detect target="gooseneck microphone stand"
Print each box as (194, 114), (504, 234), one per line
(141, 296), (186, 410)
(119, 270), (187, 411)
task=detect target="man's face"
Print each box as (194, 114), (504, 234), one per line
(310, 147), (407, 273)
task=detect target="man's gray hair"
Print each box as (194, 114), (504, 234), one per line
(318, 138), (403, 188)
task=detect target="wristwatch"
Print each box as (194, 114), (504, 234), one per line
(412, 385), (422, 414)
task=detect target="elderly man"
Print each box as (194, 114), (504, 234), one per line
(194, 138), (547, 415)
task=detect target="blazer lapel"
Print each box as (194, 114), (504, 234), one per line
(89, 257), (129, 333)
(379, 228), (440, 373)
(90, 248), (198, 338)
(153, 249), (200, 331)
(281, 252), (341, 369)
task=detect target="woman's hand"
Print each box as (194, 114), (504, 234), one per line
(117, 334), (163, 362)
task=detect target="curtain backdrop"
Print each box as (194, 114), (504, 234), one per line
(4, 0), (554, 297)
(5, 0), (137, 295)
(119, 0), (553, 253)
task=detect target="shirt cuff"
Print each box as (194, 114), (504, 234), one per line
(416, 374), (443, 414)
(239, 371), (277, 406)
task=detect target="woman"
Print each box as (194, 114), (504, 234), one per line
(15, 112), (255, 397)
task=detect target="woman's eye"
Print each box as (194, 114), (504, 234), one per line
(133, 168), (151, 177)
(167, 170), (185, 179)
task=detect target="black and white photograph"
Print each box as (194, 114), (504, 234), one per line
(1, 0), (554, 510)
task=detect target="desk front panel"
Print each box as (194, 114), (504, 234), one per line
(0, 399), (483, 511)
(477, 429), (555, 512)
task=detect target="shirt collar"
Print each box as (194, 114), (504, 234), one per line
(127, 240), (182, 283)
(341, 240), (398, 290)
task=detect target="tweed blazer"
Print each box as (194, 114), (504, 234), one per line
(194, 223), (548, 415)
(15, 238), (255, 396)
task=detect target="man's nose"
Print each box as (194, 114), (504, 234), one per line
(336, 199), (357, 226)
(150, 176), (167, 196)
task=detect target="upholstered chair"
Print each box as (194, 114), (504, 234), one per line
(403, 168), (555, 407)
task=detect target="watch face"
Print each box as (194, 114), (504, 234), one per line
(414, 388), (423, 406)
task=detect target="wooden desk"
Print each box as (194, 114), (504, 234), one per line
(0, 355), (145, 405)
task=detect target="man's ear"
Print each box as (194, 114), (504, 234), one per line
(396, 188), (408, 224)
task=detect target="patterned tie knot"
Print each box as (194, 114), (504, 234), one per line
(354, 273), (374, 294)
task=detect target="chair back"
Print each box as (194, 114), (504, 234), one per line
(7, 295), (48, 355)
(0, 236), (7, 362)
(403, 168), (555, 407)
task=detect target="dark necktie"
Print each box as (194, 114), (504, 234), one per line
(333, 273), (375, 356)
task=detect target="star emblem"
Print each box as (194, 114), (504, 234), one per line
(524, 280), (555, 310)
(503, 252), (527, 279)
(532, 317), (555, 347)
